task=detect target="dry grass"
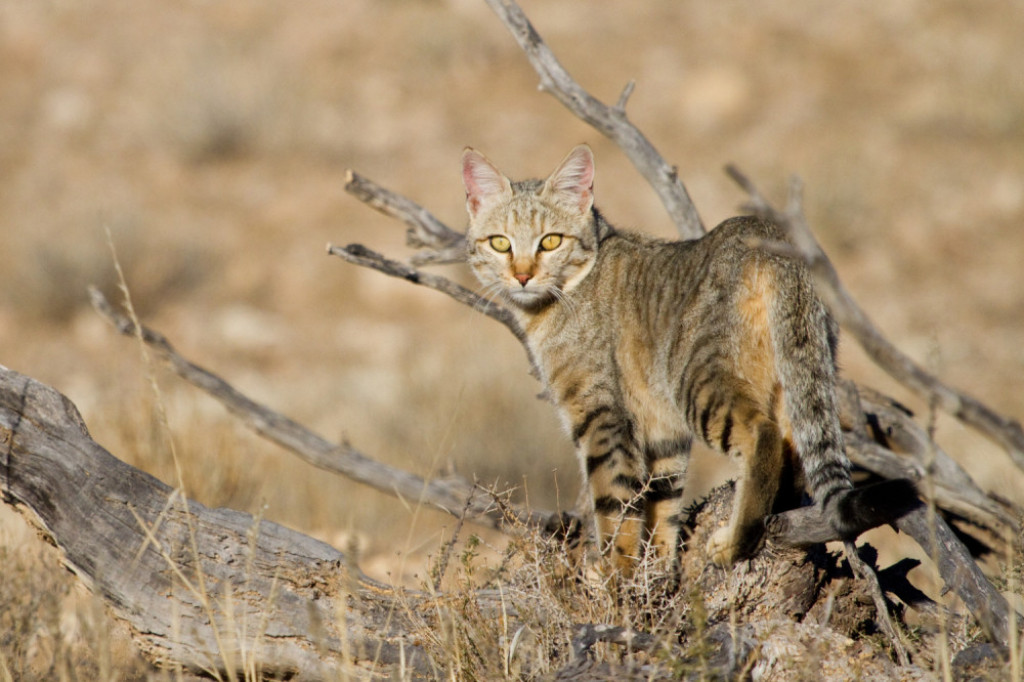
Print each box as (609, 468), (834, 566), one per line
(1, 0), (1023, 678)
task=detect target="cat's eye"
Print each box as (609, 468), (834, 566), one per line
(489, 235), (512, 253)
(539, 234), (563, 251)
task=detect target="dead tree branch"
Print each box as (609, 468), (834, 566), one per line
(88, 286), (549, 534)
(896, 506), (1015, 649)
(324, 243), (533, 364)
(726, 165), (1024, 474)
(851, 383), (1018, 531)
(0, 365), (438, 679)
(482, 0), (704, 238)
(344, 170), (466, 265)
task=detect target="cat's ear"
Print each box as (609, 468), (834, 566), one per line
(543, 144), (595, 215)
(462, 148), (512, 219)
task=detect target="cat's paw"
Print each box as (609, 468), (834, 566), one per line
(706, 522), (765, 566)
(706, 525), (740, 567)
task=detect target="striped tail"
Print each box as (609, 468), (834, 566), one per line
(771, 269), (918, 537)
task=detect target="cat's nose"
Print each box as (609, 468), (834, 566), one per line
(514, 273), (532, 286)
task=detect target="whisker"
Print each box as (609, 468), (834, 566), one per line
(549, 286), (579, 324)
(472, 280), (511, 316)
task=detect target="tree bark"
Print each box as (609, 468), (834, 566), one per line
(0, 365), (437, 680)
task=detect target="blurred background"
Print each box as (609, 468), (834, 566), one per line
(2, 0), (1022, 596)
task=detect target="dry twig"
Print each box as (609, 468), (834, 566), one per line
(325, 243), (534, 370)
(344, 170), (466, 265)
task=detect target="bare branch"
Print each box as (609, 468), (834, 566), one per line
(88, 286), (549, 533)
(727, 164), (1024, 474)
(614, 80), (636, 111)
(482, 0), (704, 238)
(325, 243), (537, 377)
(855, 392), (1020, 532)
(344, 169), (465, 264)
(896, 506), (1016, 649)
(844, 540), (911, 666)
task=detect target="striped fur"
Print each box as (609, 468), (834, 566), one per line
(462, 144), (909, 574)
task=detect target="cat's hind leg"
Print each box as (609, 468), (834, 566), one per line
(707, 416), (784, 566)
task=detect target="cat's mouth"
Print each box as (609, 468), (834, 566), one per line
(504, 284), (558, 311)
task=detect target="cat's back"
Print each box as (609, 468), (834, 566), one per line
(583, 215), (784, 310)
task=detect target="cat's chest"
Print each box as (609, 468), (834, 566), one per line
(526, 302), (678, 429)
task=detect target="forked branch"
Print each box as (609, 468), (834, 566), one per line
(344, 170), (466, 265)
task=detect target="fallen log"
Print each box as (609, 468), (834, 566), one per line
(0, 365), (438, 679)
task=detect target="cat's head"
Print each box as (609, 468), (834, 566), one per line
(462, 144), (602, 312)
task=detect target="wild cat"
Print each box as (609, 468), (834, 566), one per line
(462, 144), (915, 574)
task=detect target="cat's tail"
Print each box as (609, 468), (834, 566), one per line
(830, 478), (921, 538)
(769, 260), (919, 536)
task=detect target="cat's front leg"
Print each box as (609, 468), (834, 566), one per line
(571, 405), (646, 577)
(642, 436), (690, 573)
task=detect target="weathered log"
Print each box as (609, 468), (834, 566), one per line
(0, 365), (438, 679)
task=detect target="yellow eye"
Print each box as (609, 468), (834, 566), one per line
(539, 234), (563, 251)
(489, 235), (512, 253)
